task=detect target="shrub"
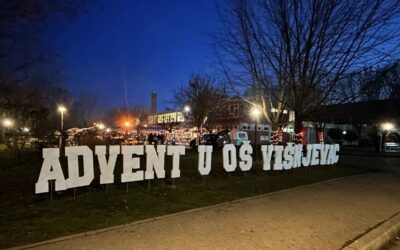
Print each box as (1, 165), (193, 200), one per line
(78, 134), (105, 150)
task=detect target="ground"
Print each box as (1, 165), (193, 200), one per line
(24, 173), (400, 250)
(0, 148), (369, 248)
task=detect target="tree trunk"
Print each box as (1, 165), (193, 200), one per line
(294, 112), (303, 133)
(294, 112), (303, 144)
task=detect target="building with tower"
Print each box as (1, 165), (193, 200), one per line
(151, 91), (157, 114)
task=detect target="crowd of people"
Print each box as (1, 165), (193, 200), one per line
(147, 133), (166, 145)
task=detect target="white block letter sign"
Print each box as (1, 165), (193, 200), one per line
(283, 144), (294, 170)
(145, 145), (166, 179)
(319, 144), (330, 165)
(35, 148), (67, 194)
(273, 145), (284, 170)
(302, 144), (313, 167)
(261, 145), (274, 171)
(223, 144), (237, 172)
(167, 146), (185, 178)
(239, 142), (253, 171)
(334, 144), (340, 164)
(121, 145), (144, 183)
(310, 144), (321, 166)
(198, 145), (213, 176)
(293, 144), (303, 168)
(96, 145), (120, 184)
(65, 146), (95, 189)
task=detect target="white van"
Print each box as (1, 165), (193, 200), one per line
(384, 131), (400, 152)
(229, 130), (250, 146)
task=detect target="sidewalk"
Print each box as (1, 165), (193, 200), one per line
(18, 173), (400, 250)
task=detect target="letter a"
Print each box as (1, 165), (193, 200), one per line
(35, 148), (67, 194)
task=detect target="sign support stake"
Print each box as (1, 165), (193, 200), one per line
(50, 180), (53, 201)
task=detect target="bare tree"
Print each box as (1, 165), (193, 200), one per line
(375, 61), (400, 99)
(337, 60), (400, 102)
(172, 74), (226, 132)
(0, 0), (90, 151)
(216, 0), (400, 140)
(0, 0), (87, 85)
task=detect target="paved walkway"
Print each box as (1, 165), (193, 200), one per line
(22, 173), (400, 250)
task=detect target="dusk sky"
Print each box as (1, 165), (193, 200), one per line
(52, 0), (220, 112)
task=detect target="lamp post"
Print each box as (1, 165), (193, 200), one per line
(380, 122), (395, 152)
(124, 121), (131, 137)
(2, 118), (13, 143)
(251, 107), (261, 160)
(183, 105), (191, 126)
(183, 105), (191, 114)
(57, 105), (67, 132)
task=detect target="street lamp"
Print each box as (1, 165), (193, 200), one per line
(57, 105), (67, 132)
(97, 123), (105, 130)
(251, 107), (261, 160)
(380, 122), (395, 152)
(2, 118), (13, 128)
(2, 118), (13, 143)
(183, 105), (191, 121)
(183, 105), (191, 130)
(381, 122), (394, 131)
(184, 105), (191, 113)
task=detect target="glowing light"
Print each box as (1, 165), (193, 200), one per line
(106, 128), (111, 133)
(23, 127), (30, 132)
(251, 107), (261, 118)
(57, 105), (67, 113)
(271, 108), (277, 113)
(184, 105), (191, 113)
(116, 115), (137, 130)
(2, 118), (13, 128)
(342, 130), (347, 135)
(382, 122), (395, 131)
(283, 109), (288, 114)
(97, 123), (105, 130)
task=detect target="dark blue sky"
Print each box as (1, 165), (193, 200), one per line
(53, 0), (220, 112)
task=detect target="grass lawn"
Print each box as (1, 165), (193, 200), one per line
(0, 148), (370, 248)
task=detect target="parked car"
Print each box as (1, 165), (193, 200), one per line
(229, 129), (250, 146)
(189, 134), (226, 149)
(384, 131), (400, 152)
